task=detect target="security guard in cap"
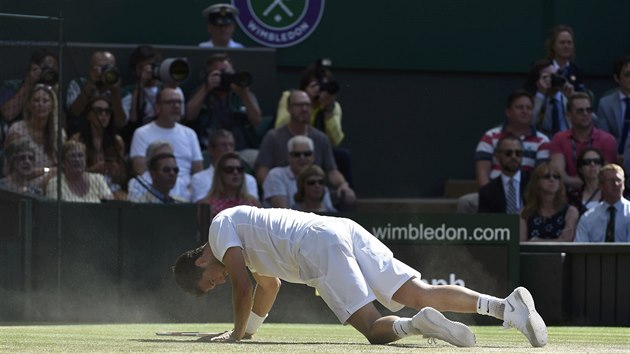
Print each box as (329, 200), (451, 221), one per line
(198, 3), (244, 48)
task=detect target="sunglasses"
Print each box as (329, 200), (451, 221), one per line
(541, 173), (561, 180)
(223, 166), (244, 174)
(92, 107), (113, 115)
(290, 151), (313, 158)
(580, 158), (603, 166)
(498, 149), (523, 157)
(306, 179), (325, 186)
(161, 166), (179, 174)
(161, 99), (182, 106)
(574, 107), (593, 114)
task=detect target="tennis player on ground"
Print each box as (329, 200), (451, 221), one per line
(173, 206), (547, 347)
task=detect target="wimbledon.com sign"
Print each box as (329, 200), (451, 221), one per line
(372, 222), (511, 242)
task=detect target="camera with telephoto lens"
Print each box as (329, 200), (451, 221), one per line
(550, 73), (567, 88)
(314, 58), (340, 95)
(151, 58), (190, 84)
(100, 64), (120, 86)
(217, 70), (253, 91)
(38, 64), (58, 86)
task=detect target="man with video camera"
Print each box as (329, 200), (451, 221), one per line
(65, 51), (125, 136)
(185, 53), (261, 152)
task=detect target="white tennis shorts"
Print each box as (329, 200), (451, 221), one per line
(296, 218), (420, 323)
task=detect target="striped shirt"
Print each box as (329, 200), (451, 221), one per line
(475, 125), (551, 179)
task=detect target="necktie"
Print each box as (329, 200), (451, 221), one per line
(550, 97), (560, 135)
(506, 177), (518, 214)
(605, 206), (616, 242)
(618, 97), (630, 154)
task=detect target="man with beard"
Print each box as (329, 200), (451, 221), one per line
(478, 135), (529, 214)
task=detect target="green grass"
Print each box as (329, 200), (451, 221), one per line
(0, 323), (629, 353)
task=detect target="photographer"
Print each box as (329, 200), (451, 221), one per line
(185, 53), (261, 151)
(65, 51), (125, 136)
(274, 60), (353, 188)
(525, 58), (575, 138)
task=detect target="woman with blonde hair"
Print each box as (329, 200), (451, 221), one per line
(294, 164), (336, 213)
(520, 162), (579, 242)
(198, 151), (259, 217)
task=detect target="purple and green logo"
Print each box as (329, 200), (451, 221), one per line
(232, 0), (325, 48)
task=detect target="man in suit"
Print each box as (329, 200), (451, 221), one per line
(596, 55), (630, 160)
(478, 135), (528, 214)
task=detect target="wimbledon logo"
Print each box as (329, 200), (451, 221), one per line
(232, 0), (325, 48)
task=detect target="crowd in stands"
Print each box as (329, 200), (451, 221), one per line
(0, 14), (628, 243)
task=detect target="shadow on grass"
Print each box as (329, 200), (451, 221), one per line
(131, 339), (374, 346)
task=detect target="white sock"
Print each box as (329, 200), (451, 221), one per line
(476, 294), (505, 320)
(392, 318), (421, 338)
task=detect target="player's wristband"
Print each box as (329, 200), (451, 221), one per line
(245, 311), (268, 334)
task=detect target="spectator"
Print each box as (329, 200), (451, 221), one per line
(274, 60), (353, 186)
(130, 87), (203, 201)
(190, 129), (257, 203)
(294, 164), (336, 213)
(478, 135), (529, 214)
(262, 135), (335, 210)
(255, 90), (355, 208)
(5, 83), (65, 175)
(71, 97), (128, 200)
(544, 25), (586, 92)
(0, 137), (44, 195)
(46, 140), (113, 202)
(525, 59), (572, 138)
(128, 140), (191, 202)
(576, 164), (630, 242)
(133, 152), (184, 203)
(65, 51), (125, 135)
(198, 3), (244, 48)
(549, 92), (616, 190)
(185, 53), (261, 152)
(0, 49), (59, 124)
(197, 151), (259, 217)
(458, 90), (550, 213)
(121, 45), (186, 148)
(520, 162), (579, 242)
(596, 55), (630, 160)
(568, 148), (604, 214)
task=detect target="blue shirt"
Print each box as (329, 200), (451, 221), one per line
(575, 198), (630, 242)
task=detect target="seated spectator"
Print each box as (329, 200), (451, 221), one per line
(294, 165), (336, 213)
(46, 140), (113, 202)
(520, 162), (579, 242)
(262, 135), (335, 210)
(65, 51), (124, 135)
(478, 135), (528, 214)
(121, 45), (186, 148)
(130, 87), (203, 201)
(458, 90), (550, 213)
(185, 53), (262, 152)
(596, 55), (630, 161)
(568, 148), (604, 214)
(5, 83), (65, 176)
(274, 60), (352, 186)
(128, 140), (191, 202)
(198, 3), (244, 48)
(0, 137), (44, 195)
(197, 151), (260, 217)
(576, 164), (630, 242)
(71, 97), (127, 200)
(550, 92), (616, 190)
(525, 59), (572, 138)
(190, 129), (257, 203)
(256, 90), (355, 208)
(132, 152), (185, 203)
(544, 25), (587, 92)
(0, 49), (59, 125)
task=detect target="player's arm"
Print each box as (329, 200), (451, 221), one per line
(223, 246), (254, 341)
(250, 272), (281, 328)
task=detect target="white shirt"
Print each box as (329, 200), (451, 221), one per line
(198, 39), (244, 48)
(575, 197), (630, 242)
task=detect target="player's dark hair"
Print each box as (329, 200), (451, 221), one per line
(172, 245), (206, 296)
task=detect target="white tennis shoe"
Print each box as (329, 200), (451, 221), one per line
(411, 307), (476, 347)
(503, 287), (548, 347)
